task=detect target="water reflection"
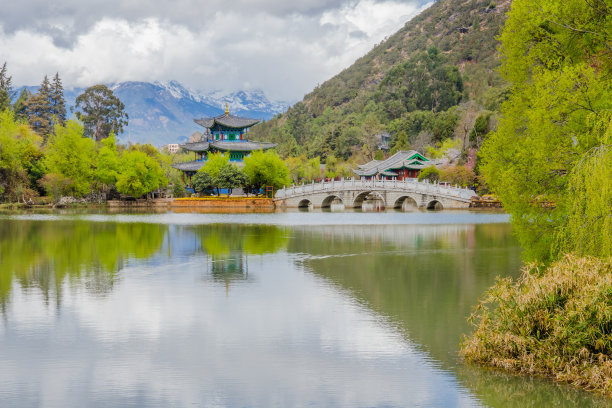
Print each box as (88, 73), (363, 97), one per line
(0, 217), (607, 407)
(194, 225), (288, 286)
(0, 220), (166, 310)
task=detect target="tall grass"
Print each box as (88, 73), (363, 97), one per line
(461, 255), (612, 396)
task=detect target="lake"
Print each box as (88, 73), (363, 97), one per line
(0, 210), (607, 407)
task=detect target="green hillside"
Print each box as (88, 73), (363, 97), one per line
(251, 0), (512, 163)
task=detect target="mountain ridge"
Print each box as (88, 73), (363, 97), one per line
(14, 81), (289, 146)
(250, 0), (512, 160)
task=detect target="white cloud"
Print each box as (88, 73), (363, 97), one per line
(0, 1), (431, 101)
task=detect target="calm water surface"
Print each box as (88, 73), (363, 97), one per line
(0, 211), (607, 407)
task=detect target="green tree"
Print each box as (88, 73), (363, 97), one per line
(44, 120), (96, 197)
(116, 150), (167, 198)
(0, 110), (43, 202)
(192, 169), (215, 196)
(243, 150), (291, 193)
(26, 76), (53, 140)
(216, 164), (249, 196)
(95, 134), (120, 190)
(418, 166), (440, 182)
(0, 62), (13, 112)
(479, 0), (611, 262)
(439, 165), (475, 187)
(13, 89), (30, 121)
(74, 85), (128, 141)
(390, 131), (410, 154)
(50, 73), (67, 127)
(304, 156), (321, 181)
(203, 152), (229, 179)
(202, 151), (230, 194)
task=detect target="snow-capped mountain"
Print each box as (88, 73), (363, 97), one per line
(15, 80), (289, 146)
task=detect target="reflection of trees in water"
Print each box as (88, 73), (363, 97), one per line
(193, 224), (289, 285)
(286, 224), (599, 407)
(0, 220), (166, 311)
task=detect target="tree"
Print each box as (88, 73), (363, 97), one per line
(26, 76), (53, 140)
(0, 110), (43, 202)
(116, 150), (166, 198)
(74, 85), (128, 141)
(479, 0), (611, 262)
(13, 89), (30, 121)
(439, 165), (475, 187)
(390, 131), (410, 154)
(418, 166), (440, 182)
(0, 62), (13, 112)
(95, 134), (120, 190)
(43, 120), (96, 197)
(50, 73), (67, 127)
(216, 164), (249, 196)
(243, 150), (291, 193)
(192, 170), (215, 196)
(202, 152), (230, 194)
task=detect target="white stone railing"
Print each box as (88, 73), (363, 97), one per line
(275, 178), (477, 201)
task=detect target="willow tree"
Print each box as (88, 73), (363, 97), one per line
(479, 0), (611, 262)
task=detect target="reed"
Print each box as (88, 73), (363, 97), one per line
(461, 254), (612, 396)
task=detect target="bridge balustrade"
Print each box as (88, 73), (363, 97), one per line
(275, 178), (475, 201)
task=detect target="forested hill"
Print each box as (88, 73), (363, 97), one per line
(250, 0), (512, 161)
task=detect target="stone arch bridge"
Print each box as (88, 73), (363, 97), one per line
(274, 179), (477, 210)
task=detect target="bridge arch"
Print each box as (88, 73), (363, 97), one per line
(426, 200), (443, 210)
(394, 195), (419, 210)
(298, 199), (313, 210)
(353, 191), (386, 209)
(321, 195), (344, 209)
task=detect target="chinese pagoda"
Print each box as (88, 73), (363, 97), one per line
(172, 104), (277, 190)
(353, 150), (433, 180)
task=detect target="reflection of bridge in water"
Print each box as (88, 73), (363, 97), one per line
(275, 179), (477, 210)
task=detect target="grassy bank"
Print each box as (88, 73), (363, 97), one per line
(461, 255), (612, 396)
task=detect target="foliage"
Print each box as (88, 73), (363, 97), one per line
(172, 181), (187, 198)
(50, 73), (67, 127)
(417, 166), (440, 182)
(43, 120), (96, 197)
(26, 76), (53, 140)
(389, 131), (410, 154)
(373, 150), (384, 160)
(95, 134), (120, 187)
(38, 173), (71, 202)
(249, 0), (511, 161)
(554, 143), (612, 259)
(192, 170), (215, 196)
(479, 0), (612, 263)
(116, 150), (167, 198)
(469, 111), (491, 148)
(461, 255), (612, 397)
(203, 151), (229, 179)
(216, 164), (249, 195)
(13, 89), (30, 121)
(426, 138), (462, 159)
(74, 84), (128, 141)
(0, 110), (43, 202)
(439, 165), (476, 187)
(243, 150), (291, 192)
(0, 62), (13, 112)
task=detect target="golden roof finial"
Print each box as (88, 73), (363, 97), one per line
(225, 102), (229, 115)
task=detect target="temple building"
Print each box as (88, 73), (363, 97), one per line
(354, 150), (433, 180)
(172, 105), (277, 190)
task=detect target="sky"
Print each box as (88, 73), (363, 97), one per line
(1, 0), (431, 102)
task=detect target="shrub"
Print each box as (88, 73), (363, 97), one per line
(462, 255), (612, 396)
(418, 166), (440, 182)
